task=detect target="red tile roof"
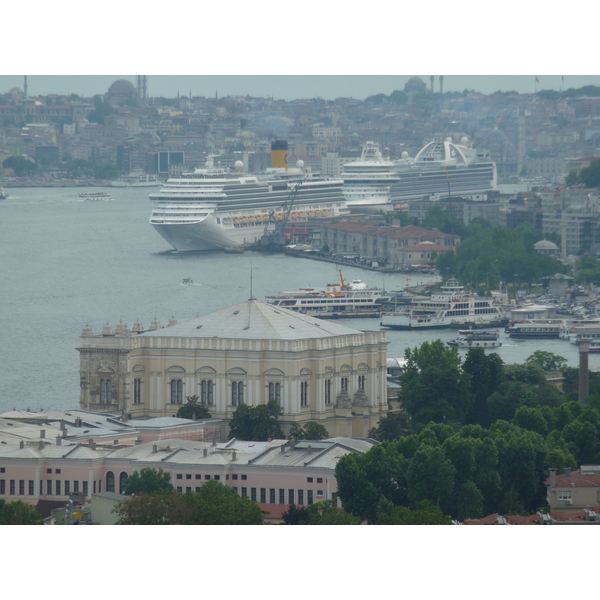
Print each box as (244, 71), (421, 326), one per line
(323, 221), (458, 241)
(545, 471), (600, 488)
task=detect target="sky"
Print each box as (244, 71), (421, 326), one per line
(2, 74), (600, 101)
(3, 3), (598, 101)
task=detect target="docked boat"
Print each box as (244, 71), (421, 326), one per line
(111, 171), (162, 187)
(79, 192), (113, 201)
(390, 138), (497, 202)
(380, 279), (507, 330)
(506, 319), (563, 338)
(0, 187), (8, 200)
(341, 142), (400, 213)
(265, 270), (385, 317)
(149, 145), (348, 252)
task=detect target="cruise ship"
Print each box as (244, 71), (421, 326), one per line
(149, 154), (348, 252)
(390, 138), (497, 202)
(341, 142), (400, 212)
(380, 279), (507, 329)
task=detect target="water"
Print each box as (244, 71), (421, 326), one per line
(0, 186), (587, 413)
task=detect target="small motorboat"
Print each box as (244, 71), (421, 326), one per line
(182, 278), (193, 285)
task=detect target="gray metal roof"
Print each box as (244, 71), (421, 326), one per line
(140, 299), (363, 341)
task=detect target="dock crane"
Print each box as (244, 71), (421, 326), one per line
(258, 178), (305, 250)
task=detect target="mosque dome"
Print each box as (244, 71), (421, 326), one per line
(108, 78), (136, 94)
(534, 239), (559, 251)
(404, 76), (427, 94)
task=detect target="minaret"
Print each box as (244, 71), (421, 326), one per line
(24, 75), (28, 99)
(439, 76), (444, 95)
(517, 106), (526, 176)
(578, 339), (590, 404)
(430, 75), (434, 94)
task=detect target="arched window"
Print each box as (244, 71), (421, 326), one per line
(106, 379), (112, 403)
(133, 378), (142, 404)
(106, 471), (115, 493)
(100, 379), (106, 403)
(232, 381), (244, 406)
(300, 381), (308, 407)
(119, 472), (129, 494)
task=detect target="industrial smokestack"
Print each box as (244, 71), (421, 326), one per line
(271, 140), (289, 170)
(439, 75), (444, 95)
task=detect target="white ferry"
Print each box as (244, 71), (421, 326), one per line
(380, 279), (507, 330)
(79, 192), (113, 201)
(265, 271), (385, 317)
(111, 170), (162, 187)
(506, 320), (563, 338)
(448, 329), (502, 348)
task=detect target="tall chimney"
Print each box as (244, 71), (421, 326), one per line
(439, 75), (444, 95)
(430, 75), (434, 94)
(578, 338), (590, 404)
(549, 467), (557, 487)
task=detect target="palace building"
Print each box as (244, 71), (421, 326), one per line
(78, 299), (389, 438)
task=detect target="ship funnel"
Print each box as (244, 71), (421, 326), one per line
(271, 140), (288, 171)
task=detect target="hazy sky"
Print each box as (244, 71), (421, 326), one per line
(1, 75), (599, 101)
(3, 4), (597, 101)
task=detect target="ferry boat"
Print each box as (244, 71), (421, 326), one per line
(341, 142), (400, 212)
(390, 138), (497, 202)
(506, 319), (563, 338)
(265, 271), (385, 317)
(149, 153), (348, 252)
(448, 329), (502, 348)
(380, 279), (507, 330)
(111, 170), (162, 187)
(79, 192), (113, 201)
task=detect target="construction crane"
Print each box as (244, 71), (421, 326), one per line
(258, 178), (305, 250)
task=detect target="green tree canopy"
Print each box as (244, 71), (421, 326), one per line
(122, 467), (174, 496)
(368, 411), (412, 441)
(2, 155), (37, 176)
(228, 399), (283, 441)
(176, 395), (212, 420)
(0, 499), (44, 525)
(288, 421), (329, 441)
(525, 351), (567, 372)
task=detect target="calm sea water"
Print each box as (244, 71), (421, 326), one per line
(0, 186), (588, 413)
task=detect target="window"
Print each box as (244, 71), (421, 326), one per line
(559, 491), (573, 501)
(268, 382), (281, 404)
(341, 377), (348, 392)
(298, 490), (304, 505)
(177, 474), (183, 480)
(231, 381), (244, 406)
(56, 469), (61, 474)
(93, 481), (96, 494)
(241, 474), (247, 481)
(307, 490), (313, 505)
(106, 471), (115, 493)
(65, 481), (70, 495)
(270, 488), (276, 504)
(300, 381), (308, 407)
(100, 379), (112, 404)
(0, 468), (4, 473)
(241, 488), (247, 498)
(10, 480), (15, 495)
(170, 379), (183, 404)
(28, 480), (34, 495)
(195, 487), (201, 493)
(201, 380), (214, 405)
(251, 488), (257, 502)
(134, 378), (142, 404)
(47, 469), (52, 474)
(19, 480), (25, 495)
(83, 481), (89, 496)
(186, 474), (192, 480)
(325, 379), (332, 405)
(358, 375), (365, 391)
(195, 474), (201, 480)
(260, 488), (266, 503)
(279, 489), (285, 504)
(232, 474), (238, 480)
(214, 475), (220, 481)
(98, 481), (101, 493)
(0, 480), (5, 495)
(205, 475), (211, 480)
(47, 480), (52, 495)
(317, 490), (324, 497)
(55, 480), (62, 495)
(307, 477), (313, 483)
(317, 478), (323, 484)
(186, 487), (192, 493)
(119, 473), (127, 494)
(288, 489), (295, 505)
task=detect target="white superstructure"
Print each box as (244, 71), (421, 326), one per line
(112, 170), (162, 187)
(149, 159), (348, 251)
(342, 142), (400, 212)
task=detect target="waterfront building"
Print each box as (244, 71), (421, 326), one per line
(78, 300), (389, 438)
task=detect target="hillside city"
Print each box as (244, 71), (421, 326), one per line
(3, 76), (600, 526)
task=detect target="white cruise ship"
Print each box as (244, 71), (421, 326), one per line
(390, 138), (497, 202)
(380, 279), (507, 329)
(341, 142), (400, 212)
(149, 159), (348, 251)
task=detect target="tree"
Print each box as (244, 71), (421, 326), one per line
(399, 340), (472, 426)
(578, 159), (600, 188)
(282, 504), (311, 524)
(0, 499), (44, 525)
(288, 421), (329, 441)
(176, 395), (211, 420)
(368, 411), (412, 441)
(123, 467), (174, 495)
(114, 481), (263, 525)
(525, 351), (567, 372)
(2, 155), (37, 176)
(463, 348), (504, 426)
(376, 498), (452, 525)
(306, 500), (361, 525)
(94, 163), (119, 180)
(228, 399), (283, 441)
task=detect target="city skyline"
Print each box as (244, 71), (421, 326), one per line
(2, 75), (600, 102)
